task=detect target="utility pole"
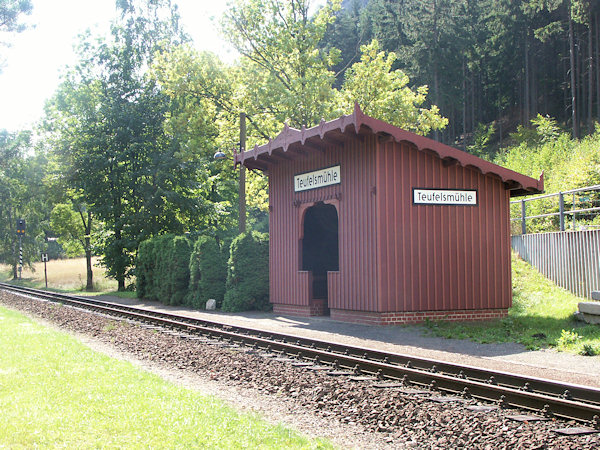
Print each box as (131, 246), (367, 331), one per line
(239, 112), (247, 234)
(214, 113), (247, 234)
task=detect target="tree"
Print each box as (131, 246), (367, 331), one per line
(362, 0), (463, 141)
(152, 45), (272, 223)
(336, 40), (448, 135)
(49, 198), (95, 291)
(320, 0), (370, 87)
(0, 0), (33, 69)
(155, 1), (449, 218)
(45, 0), (198, 291)
(0, 129), (47, 278)
(221, 0), (341, 129)
(151, 46), (242, 232)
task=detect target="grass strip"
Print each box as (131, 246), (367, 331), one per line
(423, 253), (600, 354)
(0, 306), (331, 449)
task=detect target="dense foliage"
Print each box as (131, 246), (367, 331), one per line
(0, 130), (48, 278)
(324, 0), (600, 147)
(0, 0), (33, 70)
(187, 235), (227, 309)
(497, 117), (600, 232)
(136, 234), (191, 305)
(223, 231), (270, 312)
(136, 232), (268, 312)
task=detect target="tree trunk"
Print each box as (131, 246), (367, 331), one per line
(564, 39), (570, 124)
(462, 58), (467, 151)
(525, 31), (530, 124)
(85, 249), (93, 291)
(115, 225), (126, 292)
(569, 16), (579, 138)
(588, 24), (593, 130)
(578, 26), (584, 132)
(78, 209), (94, 291)
(595, 13), (600, 122)
(433, 68), (440, 141)
(470, 71), (475, 134)
(432, 0), (440, 142)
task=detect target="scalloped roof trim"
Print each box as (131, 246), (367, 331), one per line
(236, 104), (543, 194)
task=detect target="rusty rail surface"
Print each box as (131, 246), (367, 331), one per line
(2, 282), (599, 427)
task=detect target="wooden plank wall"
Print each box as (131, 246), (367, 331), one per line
(375, 141), (513, 312)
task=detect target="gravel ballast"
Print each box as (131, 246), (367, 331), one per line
(1, 291), (599, 449)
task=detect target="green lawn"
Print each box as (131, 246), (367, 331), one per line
(0, 306), (331, 449)
(423, 253), (600, 355)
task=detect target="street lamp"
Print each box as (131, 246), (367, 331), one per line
(214, 112), (246, 234)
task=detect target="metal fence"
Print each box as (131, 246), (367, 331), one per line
(509, 184), (600, 299)
(511, 230), (600, 299)
(510, 184), (600, 235)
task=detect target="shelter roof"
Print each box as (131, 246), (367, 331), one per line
(235, 104), (543, 197)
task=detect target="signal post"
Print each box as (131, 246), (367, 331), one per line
(16, 219), (25, 280)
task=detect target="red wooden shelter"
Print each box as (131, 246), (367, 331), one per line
(235, 104), (543, 324)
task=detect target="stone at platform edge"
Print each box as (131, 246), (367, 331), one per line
(577, 301), (600, 324)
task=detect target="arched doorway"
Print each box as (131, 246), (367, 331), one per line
(301, 202), (339, 306)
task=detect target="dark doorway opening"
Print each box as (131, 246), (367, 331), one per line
(302, 202), (339, 302)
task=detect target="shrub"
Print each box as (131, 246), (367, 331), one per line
(580, 343), (599, 356)
(136, 234), (191, 306)
(556, 329), (581, 351)
(222, 231), (269, 312)
(136, 238), (156, 299)
(168, 236), (192, 306)
(497, 120), (600, 233)
(187, 235), (227, 309)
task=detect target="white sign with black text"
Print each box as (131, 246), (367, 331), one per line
(413, 188), (478, 206)
(294, 165), (341, 192)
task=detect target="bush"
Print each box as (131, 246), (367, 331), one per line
(187, 235), (227, 309)
(136, 234), (191, 306)
(136, 239), (152, 299)
(168, 236), (192, 305)
(222, 231), (269, 312)
(497, 119), (600, 233)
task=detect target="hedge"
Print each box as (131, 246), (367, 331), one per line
(222, 231), (270, 312)
(137, 232), (269, 312)
(187, 235), (227, 308)
(136, 234), (191, 306)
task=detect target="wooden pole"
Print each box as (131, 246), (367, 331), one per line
(239, 113), (247, 234)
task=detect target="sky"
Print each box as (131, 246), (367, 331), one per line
(0, 0), (237, 132)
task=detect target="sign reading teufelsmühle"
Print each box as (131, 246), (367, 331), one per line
(294, 165), (341, 192)
(413, 188), (478, 206)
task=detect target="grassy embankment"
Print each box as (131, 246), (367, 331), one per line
(425, 253), (600, 355)
(0, 306), (331, 448)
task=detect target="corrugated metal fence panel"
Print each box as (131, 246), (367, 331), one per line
(376, 140), (512, 313)
(268, 135), (378, 310)
(511, 230), (600, 298)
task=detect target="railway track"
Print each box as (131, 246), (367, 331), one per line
(2, 282), (600, 431)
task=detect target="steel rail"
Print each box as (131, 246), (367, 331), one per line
(2, 282), (600, 426)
